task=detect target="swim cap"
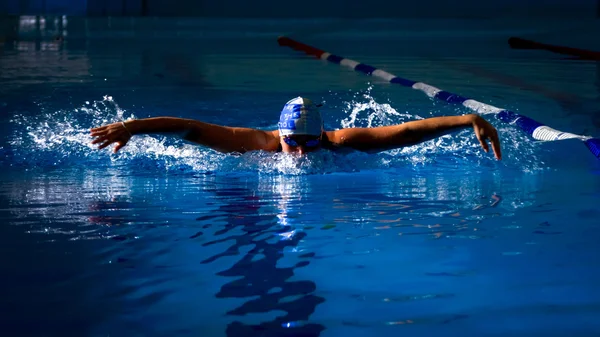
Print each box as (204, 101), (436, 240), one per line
(278, 96), (323, 137)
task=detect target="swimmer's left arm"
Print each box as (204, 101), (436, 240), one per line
(328, 114), (501, 159)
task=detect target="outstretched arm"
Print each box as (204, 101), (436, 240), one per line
(90, 117), (278, 154)
(327, 114), (501, 159)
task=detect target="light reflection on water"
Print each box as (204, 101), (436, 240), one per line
(1, 157), (600, 336)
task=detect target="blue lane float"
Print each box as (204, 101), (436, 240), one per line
(277, 36), (600, 160)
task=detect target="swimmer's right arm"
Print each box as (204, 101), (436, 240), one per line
(90, 117), (278, 154)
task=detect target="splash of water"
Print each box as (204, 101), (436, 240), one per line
(340, 85), (422, 129)
(7, 96), (135, 164)
(334, 86), (547, 171)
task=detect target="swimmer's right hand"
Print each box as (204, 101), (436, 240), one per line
(90, 121), (133, 153)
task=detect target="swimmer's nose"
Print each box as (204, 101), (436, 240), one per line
(297, 146), (307, 155)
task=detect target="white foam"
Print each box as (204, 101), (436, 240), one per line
(340, 85), (413, 129)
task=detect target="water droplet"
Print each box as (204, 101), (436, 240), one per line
(281, 321), (304, 328)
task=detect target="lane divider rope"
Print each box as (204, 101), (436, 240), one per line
(277, 36), (600, 159)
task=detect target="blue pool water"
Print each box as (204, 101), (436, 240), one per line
(1, 17), (600, 337)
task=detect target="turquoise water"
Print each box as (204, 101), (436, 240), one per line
(1, 17), (600, 337)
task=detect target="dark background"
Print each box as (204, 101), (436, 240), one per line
(0, 0), (596, 18)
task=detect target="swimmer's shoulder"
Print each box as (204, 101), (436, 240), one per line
(322, 130), (348, 152)
(261, 130), (281, 152)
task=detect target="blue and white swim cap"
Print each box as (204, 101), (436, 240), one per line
(278, 96), (323, 137)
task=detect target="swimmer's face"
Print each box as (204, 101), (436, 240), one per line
(280, 134), (322, 155)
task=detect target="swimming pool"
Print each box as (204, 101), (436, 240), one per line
(2, 16), (600, 337)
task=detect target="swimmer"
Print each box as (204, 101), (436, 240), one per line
(90, 96), (501, 159)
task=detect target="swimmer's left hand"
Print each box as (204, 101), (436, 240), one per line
(471, 115), (502, 160)
(90, 121), (132, 153)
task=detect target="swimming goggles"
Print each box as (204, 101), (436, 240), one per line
(283, 136), (321, 148)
